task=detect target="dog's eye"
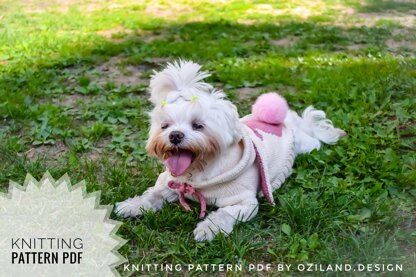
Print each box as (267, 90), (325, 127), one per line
(192, 122), (204, 130)
(161, 123), (169, 130)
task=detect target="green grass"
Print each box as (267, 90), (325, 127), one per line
(0, 0), (415, 275)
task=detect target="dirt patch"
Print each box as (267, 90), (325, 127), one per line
(391, 28), (410, 37)
(247, 2), (325, 19)
(93, 56), (175, 86)
(243, 40), (257, 47)
(291, 6), (312, 19)
(277, 85), (297, 95)
(346, 44), (366, 51)
(270, 36), (299, 47)
(20, 0), (120, 14)
(330, 3), (416, 28)
(94, 56), (149, 87)
(140, 30), (171, 43)
(398, 208), (416, 273)
(356, 12), (415, 27)
(333, 6), (416, 28)
(401, 215), (416, 234)
(86, 149), (102, 162)
(343, 7), (355, 15)
(235, 86), (268, 98)
(386, 38), (416, 51)
(235, 85), (296, 99)
(237, 19), (257, 25)
(144, 57), (171, 66)
(25, 141), (68, 163)
(145, 2), (193, 18)
(246, 4), (285, 16)
(61, 56), (170, 90)
(82, 137), (113, 163)
(38, 93), (94, 111)
(108, 4), (124, 10)
(97, 27), (132, 42)
(52, 94), (94, 107)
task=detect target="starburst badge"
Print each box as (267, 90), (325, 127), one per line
(0, 172), (126, 276)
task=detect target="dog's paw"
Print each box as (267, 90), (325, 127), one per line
(115, 197), (149, 218)
(193, 212), (234, 242)
(193, 220), (221, 242)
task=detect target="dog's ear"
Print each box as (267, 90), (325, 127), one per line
(211, 90), (243, 145)
(149, 64), (178, 104)
(149, 60), (212, 105)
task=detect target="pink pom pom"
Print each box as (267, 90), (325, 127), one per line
(252, 93), (289, 124)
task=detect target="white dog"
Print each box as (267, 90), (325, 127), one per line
(115, 60), (345, 241)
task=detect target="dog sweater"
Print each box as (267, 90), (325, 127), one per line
(167, 92), (296, 212)
(243, 116), (296, 203)
(189, 119), (296, 204)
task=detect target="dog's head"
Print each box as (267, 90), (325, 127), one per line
(146, 60), (242, 176)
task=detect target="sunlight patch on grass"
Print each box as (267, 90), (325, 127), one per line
(245, 0), (329, 19)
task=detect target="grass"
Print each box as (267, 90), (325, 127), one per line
(0, 0), (415, 275)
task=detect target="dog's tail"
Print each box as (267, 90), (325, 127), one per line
(284, 106), (346, 155)
(149, 60), (212, 104)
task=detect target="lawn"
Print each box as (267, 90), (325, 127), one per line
(0, 0), (415, 275)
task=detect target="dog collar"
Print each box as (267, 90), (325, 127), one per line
(168, 181), (206, 218)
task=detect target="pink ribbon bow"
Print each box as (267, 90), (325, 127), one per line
(168, 181), (207, 218)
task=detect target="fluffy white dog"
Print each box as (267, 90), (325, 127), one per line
(115, 60), (345, 241)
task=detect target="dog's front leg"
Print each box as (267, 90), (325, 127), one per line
(115, 172), (177, 217)
(193, 198), (259, 242)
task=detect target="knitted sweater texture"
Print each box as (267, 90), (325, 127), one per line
(164, 120), (296, 205)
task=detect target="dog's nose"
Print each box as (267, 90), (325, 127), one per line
(169, 131), (184, 145)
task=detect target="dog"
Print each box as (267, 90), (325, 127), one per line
(115, 60), (345, 241)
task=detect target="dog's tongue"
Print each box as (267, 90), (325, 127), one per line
(164, 150), (193, 176)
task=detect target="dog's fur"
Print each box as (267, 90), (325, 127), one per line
(115, 60), (345, 241)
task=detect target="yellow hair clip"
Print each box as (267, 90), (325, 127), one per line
(191, 96), (199, 101)
(160, 101), (168, 106)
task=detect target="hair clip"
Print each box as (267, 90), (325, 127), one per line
(191, 96), (199, 101)
(161, 101), (168, 106)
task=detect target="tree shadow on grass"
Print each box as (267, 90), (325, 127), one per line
(352, 0), (416, 13)
(1, 20), (414, 117)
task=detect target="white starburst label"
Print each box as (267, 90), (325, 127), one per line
(0, 172), (126, 276)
